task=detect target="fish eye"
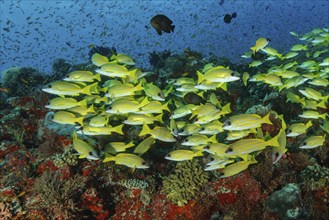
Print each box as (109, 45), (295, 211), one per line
(218, 172), (224, 176)
(210, 157), (214, 161)
(288, 129), (292, 133)
(167, 154), (171, 157)
(179, 128), (184, 132)
(142, 162), (146, 165)
(184, 139), (188, 142)
(204, 145), (210, 149)
(47, 84), (52, 88)
(275, 152), (279, 157)
(195, 118), (199, 122)
(303, 142), (306, 145)
(89, 152), (93, 156)
(200, 128), (205, 131)
(108, 106), (112, 109)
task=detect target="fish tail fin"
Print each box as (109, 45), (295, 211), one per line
(197, 70), (205, 84)
(218, 82), (227, 91)
(317, 100), (326, 109)
(324, 95), (329, 103)
(266, 133), (281, 147)
(250, 46), (256, 55)
(134, 82), (143, 91)
(239, 154), (249, 161)
(112, 124), (124, 135)
(90, 82), (99, 94)
(189, 110), (196, 120)
(110, 54), (117, 60)
(139, 96), (150, 108)
(171, 25), (175, 33)
(156, 113), (164, 124)
(81, 82), (98, 95)
(81, 84), (92, 95)
(209, 135), (217, 144)
(305, 120), (313, 129)
(78, 99), (88, 107)
(249, 154), (258, 164)
(139, 123), (151, 137)
(76, 117), (84, 126)
(194, 150), (204, 157)
(221, 103), (231, 115)
(163, 101), (171, 112)
(320, 113), (327, 120)
(299, 97), (306, 106)
(278, 84), (285, 92)
(128, 69), (137, 80)
(87, 104), (95, 113)
(103, 154), (115, 163)
(262, 113), (273, 125)
(95, 74), (101, 82)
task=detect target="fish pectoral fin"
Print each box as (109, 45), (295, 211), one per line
(156, 29), (162, 35)
(79, 154), (87, 159)
(171, 25), (175, 32)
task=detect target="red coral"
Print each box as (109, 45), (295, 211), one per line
(82, 188), (110, 220)
(210, 171), (266, 216)
(151, 191), (217, 220)
(111, 189), (152, 220)
(5, 151), (29, 171)
(36, 160), (58, 174)
(81, 161), (95, 177)
(0, 145), (20, 158)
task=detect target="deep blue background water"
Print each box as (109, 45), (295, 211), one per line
(1, 0), (328, 74)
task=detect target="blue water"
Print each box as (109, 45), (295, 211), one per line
(1, 0), (328, 74)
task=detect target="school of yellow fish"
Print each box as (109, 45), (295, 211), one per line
(43, 27), (328, 177)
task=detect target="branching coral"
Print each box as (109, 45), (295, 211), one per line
(162, 160), (209, 206)
(25, 171), (87, 219)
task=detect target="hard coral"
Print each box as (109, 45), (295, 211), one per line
(162, 160), (209, 206)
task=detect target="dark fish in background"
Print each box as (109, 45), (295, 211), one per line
(251, 51), (268, 60)
(223, 12), (237, 24)
(66, 42), (73, 48)
(219, 0), (225, 6)
(150, 14), (175, 35)
(184, 92), (205, 105)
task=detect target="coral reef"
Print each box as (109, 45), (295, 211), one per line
(25, 171), (87, 219)
(0, 26), (328, 219)
(1, 67), (45, 97)
(162, 160), (209, 206)
(265, 183), (307, 219)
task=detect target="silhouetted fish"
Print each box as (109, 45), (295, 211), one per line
(223, 12), (237, 24)
(150, 14), (175, 35)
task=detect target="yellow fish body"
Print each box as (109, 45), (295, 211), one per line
(72, 132), (99, 160)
